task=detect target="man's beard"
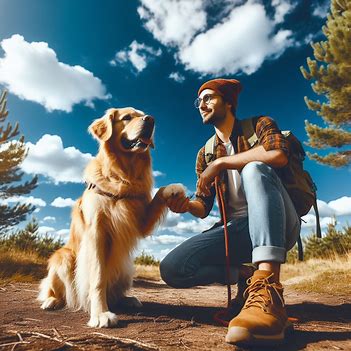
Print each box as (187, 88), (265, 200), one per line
(202, 109), (226, 125)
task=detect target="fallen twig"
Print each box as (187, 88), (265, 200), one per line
(27, 331), (75, 347)
(93, 332), (160, 350)
(23, 289), (38, 293)
(52, 327), (63, 340)
(0, 341), (30, 349)
(179, 339), (190, 349)
(24, 318), (42, 322)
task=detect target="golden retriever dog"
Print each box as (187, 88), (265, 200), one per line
(38, 107), (185, 328)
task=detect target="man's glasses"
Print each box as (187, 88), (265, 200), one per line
(194, 94), (221, 109)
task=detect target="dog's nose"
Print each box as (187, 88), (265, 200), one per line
(143, 115), (154, 123)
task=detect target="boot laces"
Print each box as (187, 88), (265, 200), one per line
(242, 273), (285, 312)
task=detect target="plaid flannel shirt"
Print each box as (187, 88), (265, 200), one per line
(195, 116), (290, 218)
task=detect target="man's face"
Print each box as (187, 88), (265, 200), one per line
(198, 88), (229, 125)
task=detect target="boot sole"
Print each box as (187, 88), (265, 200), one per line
(225, 320), (293, 346)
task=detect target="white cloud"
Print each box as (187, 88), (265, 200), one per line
(56, 228), (70, 241)
(160, 248), (171, 258)
(37, 226), (55, 235)
(153, 234), (187, 245)
(301, 196), (351, 232)
(328, 197), (351, 216)
(169, 72), (185, 83)
(179, 2), (293, 75)
(110, 40), (162, 73)
(1, 195), (46, 207)
(301, 213), (337, 231)
(153, 170), (165, 177)
(138, 1), (295, 76)
(42, 216), (56, 223)
(312, 1), (329, 18)
(51, 197), (76, 208)
(22, 134), (93, 184)
(160, 214), (219, 235)
(163, 211), (182, 228)
(0, 35), (110, 112)
(272, 0), (295, 24)
(138, 0), (207, 47)
(309, 197), (351, 217)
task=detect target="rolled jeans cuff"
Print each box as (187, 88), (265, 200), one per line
(252, 246), (286, 264)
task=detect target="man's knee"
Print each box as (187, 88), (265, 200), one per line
(159, 256), (182, 288)
(241, 161), (271, 181)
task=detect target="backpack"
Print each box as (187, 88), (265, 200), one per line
(204, 117), (322, 261)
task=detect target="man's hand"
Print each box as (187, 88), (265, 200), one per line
(166, 193), (190, 213)
(197, 160), (222, 196)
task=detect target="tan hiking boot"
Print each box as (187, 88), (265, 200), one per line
(229, 265), (256, 314)
(225, 270), (292, 346)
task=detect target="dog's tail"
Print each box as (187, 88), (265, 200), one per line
(37, 247), (77, 309)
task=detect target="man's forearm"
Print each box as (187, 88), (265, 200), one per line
(188, 200), (207, 218)
(216, 146), (288, 171)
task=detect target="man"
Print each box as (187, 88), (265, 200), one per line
(160, 78), (301, 346)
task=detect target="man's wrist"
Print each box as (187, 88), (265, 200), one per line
(215, 157), (226, 172)
(188, 200), (206, 218)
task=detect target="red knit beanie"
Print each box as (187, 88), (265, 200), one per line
(198, 78), (242, 109)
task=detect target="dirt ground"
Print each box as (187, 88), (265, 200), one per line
(0, 280), (350, 351)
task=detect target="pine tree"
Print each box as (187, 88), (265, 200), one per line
(300, 0), (351, 167)
(0, 90), (38, 234)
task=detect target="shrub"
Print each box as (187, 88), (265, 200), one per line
(287, 223), (351, 263)
(134, 251), (160, 266)
(0, 218), (63, 258)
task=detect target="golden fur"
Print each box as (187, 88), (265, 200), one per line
(38, 107), (184, 328)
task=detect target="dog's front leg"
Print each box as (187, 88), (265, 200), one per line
(140, 184), (186, 236)
(86, 224), (118, 328)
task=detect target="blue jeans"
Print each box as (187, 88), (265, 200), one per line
(160, 161), (301, 288)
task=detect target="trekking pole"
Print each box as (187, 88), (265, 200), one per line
(213, 176), (232, 326)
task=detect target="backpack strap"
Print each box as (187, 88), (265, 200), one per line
(205, 134), (216, 164)
(312, 185), (322, 238)
(241, 117), (308, 261)
(241, 118), (258, 147)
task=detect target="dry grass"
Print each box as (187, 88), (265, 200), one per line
(0, 248), (47, 283)
(134, 264), (161, 281)
(281, 253), (351, 295)
(1, 247), (350, 295)
(0, 248), (162, 284)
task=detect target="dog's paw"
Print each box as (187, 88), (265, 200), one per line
(88, 311), (119, 328)
(162, 183), (186, 201)
(120, 296), (143, 308)
(40, 297), (64, 310)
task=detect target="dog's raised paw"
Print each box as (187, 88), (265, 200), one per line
(162, 183), (186, 200)
(40, 297), (64, 310)
(88, 311), (119, 328)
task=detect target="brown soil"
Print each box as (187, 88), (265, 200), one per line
(0, 280), (350, 351)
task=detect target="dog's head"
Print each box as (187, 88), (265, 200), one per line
(89, 107), (155, 153)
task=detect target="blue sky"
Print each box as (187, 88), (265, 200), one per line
(1, 0), (350, 259)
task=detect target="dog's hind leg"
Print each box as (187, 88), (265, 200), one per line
(38, 247), (75, 310)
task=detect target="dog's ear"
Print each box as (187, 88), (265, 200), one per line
(89, 114), (113, 142)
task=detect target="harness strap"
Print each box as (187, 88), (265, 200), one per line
(85, 182), (147, 201)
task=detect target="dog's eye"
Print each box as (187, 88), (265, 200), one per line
(122, 114), (132, 121)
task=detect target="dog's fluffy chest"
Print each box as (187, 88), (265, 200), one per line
(81, 190), (145, 235)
